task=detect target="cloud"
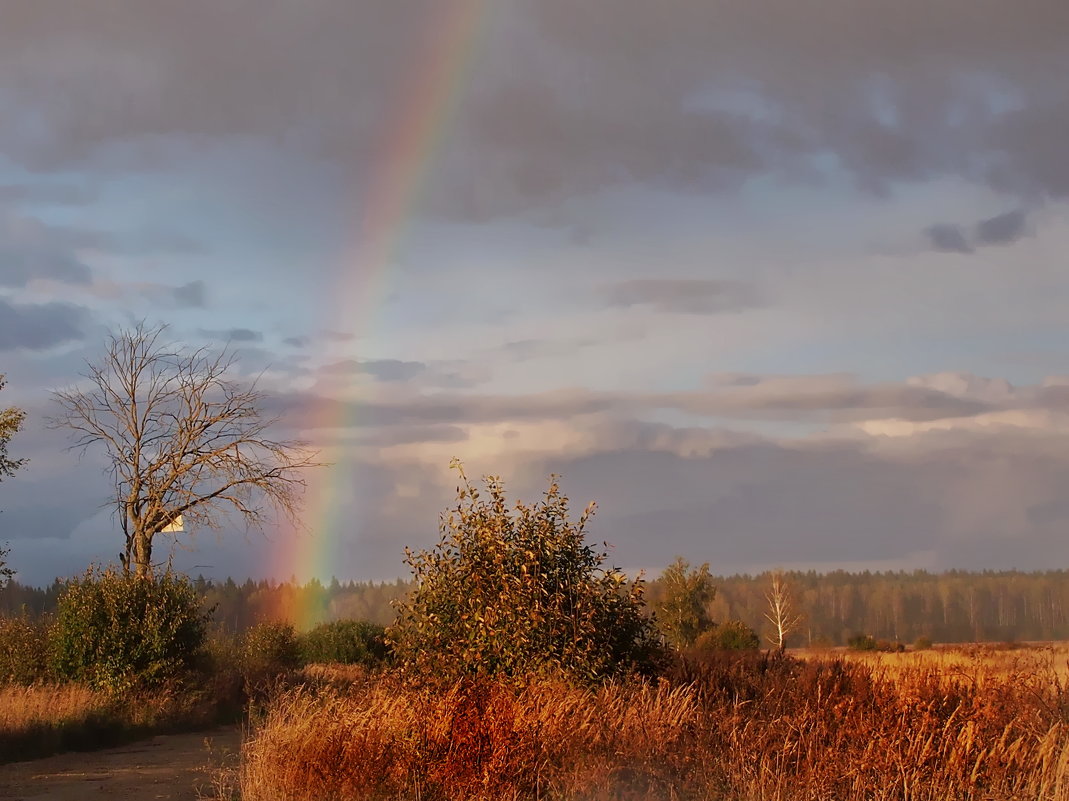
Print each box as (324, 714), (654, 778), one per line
(0, 183), (94, 206)
(170, 280), (206, 308)
(200, 327), (263, 343)
(322, 358), (427, 383)
(925, 209), (1031, 253)
(975, 209), (1028, 246)
(666, 374), (991, 423)
(924, 224), (972, 254)
(0, 298), (88, 350)
(1, 1), (1066, 219)
(0, 209), (94, 287)
(604, 279), (758, 315)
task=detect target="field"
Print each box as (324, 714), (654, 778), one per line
(229, 643), (1069, 801)
(5, 643), (1069, 800)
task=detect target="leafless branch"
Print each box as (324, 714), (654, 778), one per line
(50, 322), (321, 578)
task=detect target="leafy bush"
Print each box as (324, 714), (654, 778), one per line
(0, 614), (52, 685)
(388, 463), (664, 681)
(693, 619), (760, 652)
(847, 634), (877, 651)
(51, 568), (210, 692)
(913, 635), (934, 651)
(299, 620), (388, 667)
(242, 621), (302, 678)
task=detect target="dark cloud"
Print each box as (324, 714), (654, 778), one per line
(925, 224), (973, 254)
(0, 210), (94, 287)
(604, 279), (758, 315)
(0, 298), (88, 350)
(358, 359), (427, 383)
(171, 281), (206, 308)
(200, 327), (263, 343)
(975, 209), (1028, 246)
(0, 1), (1066, 218)
(283, 336), (309, 348)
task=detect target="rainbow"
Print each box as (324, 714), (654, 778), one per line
(279, 0), (493, 629)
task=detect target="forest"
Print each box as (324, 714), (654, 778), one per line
(5, 567), (1067, 646)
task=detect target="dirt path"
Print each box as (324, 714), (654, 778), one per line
(0, 727), (241, 801)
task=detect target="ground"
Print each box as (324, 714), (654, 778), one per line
(0, 727), (239, 801)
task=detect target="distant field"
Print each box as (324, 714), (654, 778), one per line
(796, 640), (1069, 681)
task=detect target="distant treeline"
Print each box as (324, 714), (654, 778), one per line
(696, 569), (1069, 646)
(4, 569), (1069, 645)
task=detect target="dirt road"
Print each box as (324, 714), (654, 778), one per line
(0, 727), (241, 801)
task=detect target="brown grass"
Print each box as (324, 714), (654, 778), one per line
(239, 648), (1069, 801)
(0, 675), (244, 763)
(0, 683), (108, 733)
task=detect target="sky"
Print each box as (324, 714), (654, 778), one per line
(1, 0), (1069, 586)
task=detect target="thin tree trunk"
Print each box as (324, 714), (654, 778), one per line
(134, 531), (153, 578)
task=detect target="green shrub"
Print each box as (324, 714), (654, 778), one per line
(299, 620), (388, 666)
(693, 620), (761, 652)
(0, 614), (52, 685)
(242, 621), (302, 677)
(913, 635), (933, 651)
(51, 568), (210, 692)
(388, 463), (664, 681)
(847, 634), (877, 651)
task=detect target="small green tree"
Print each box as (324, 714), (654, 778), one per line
(52, 567), (211, 692)
(0, 543), (13, 586)
(387, 462), (663, 681)
(694, 619), (760, 651)
(1, 375), (27, 585)
(656, 557), (715, 648)
(0, 374), (26, 485)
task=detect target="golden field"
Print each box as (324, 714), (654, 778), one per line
(234, 644), (1069, 801)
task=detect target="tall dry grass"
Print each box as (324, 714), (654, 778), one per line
(240, 649), (1069, 801)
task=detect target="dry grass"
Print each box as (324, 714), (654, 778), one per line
(0, 675), (244, 763)
(819, 642), (1069, 683)
(0, 683), (108, 733)
(238, 649), (1069, 801)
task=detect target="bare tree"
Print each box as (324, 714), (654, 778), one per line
(764, 569), (802, 652)
(51, 323), (319, 579)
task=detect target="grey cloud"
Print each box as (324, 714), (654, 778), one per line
(277, 387), (624, 430)
(925, 224), (973, 254)
(501, 337), (598, 362)
(358, 359), (427, 383)
(277, 371), (1005, 433)
(975, 209), (1028, 246)
(0, 210), (94, 287)
(604, 279), (758, 315)
(0, 298), (88, 350)
(1, 1), (1067, 218)
(665, 374), (991, 422)
(0, 184), (94, 206)
(356, 424), (469, 448)
(322, 358), (427, 383)
(171, 281), (206, 308)
(200, 327), (263, 343)
(283, 336), (309, 348)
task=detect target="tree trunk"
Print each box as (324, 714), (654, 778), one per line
(134, 531), (153, 579)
